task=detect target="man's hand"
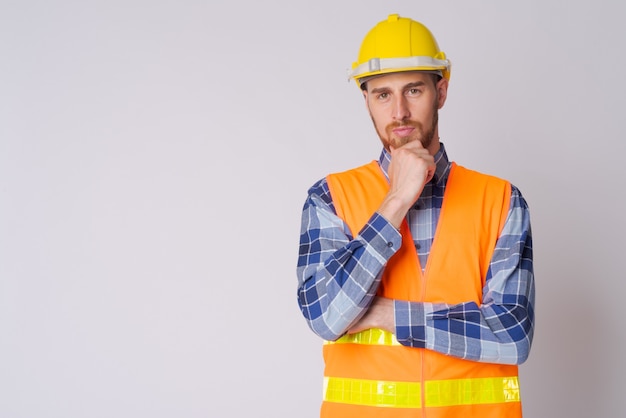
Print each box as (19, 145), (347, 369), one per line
(378, 141), (435, 228)
(348, 297), (395, 335)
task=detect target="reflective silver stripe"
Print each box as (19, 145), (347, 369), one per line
(348, 56), (450, 80)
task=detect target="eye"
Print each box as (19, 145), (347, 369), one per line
(377, 92), (389, 100)
(407, 88), (421, 96)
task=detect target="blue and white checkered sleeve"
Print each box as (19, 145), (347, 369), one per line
(394, 185), (535, 365)
(297, 178), (402, 341)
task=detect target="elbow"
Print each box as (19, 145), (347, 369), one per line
(483, 312), (534, 365)
(491, 303), (535, 365)
(297, 288), (344, 341)
(312, 324), (344, 342)
(514, 327), (534, 365)
(503, 324), (534, 365)
(301, 313), (344, 341)
(481, 337), (532, 365)
(514, 338), (531, 365)
(514, 312), (535, 365)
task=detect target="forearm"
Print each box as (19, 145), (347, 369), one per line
(298, 212), (401, 340)
(394, 298), (533, 364)
(394, 187), (535, 364)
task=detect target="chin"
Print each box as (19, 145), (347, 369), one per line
(393, 136), (419, 148)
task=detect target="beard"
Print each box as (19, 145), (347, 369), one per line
(372, 99), (439, 151)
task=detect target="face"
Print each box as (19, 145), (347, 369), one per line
(363, 71), (448, 154)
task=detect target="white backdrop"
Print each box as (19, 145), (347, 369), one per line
(1, 1), (624, 417)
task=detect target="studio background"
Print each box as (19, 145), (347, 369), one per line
(1, 1), (624, 417)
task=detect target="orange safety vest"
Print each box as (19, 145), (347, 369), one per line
(322, 161), (521, 418)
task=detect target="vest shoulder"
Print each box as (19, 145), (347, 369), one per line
(328, 160), (380, 178)
(326, 161), (384, 189)
(453, 164), (511, 187)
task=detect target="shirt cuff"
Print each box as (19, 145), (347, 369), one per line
(394, 300), (426, 348)
(358, 212), (403, 258)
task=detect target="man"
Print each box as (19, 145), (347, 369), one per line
(296, 14), (535, 418)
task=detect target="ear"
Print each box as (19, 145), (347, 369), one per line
(436, 77), (449, 109)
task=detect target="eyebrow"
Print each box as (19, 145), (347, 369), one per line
(370, 81), (427, 94)
(404, 81), (427, 89)
(370, 86), (391, 94)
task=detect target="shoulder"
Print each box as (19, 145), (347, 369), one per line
(455, 164), (529, 212)
(306, 161), (380, 210)
(305, 177), (333, 210)
(509, 184), (530, 211)
(453, 164), (510, 186)
(449, 164), (512, 203)
(326, 161), (384, 192)
(327, 161), (381, 182)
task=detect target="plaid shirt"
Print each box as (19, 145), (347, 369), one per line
(296, 143), (535, 365)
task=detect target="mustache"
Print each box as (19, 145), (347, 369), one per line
(387, 121), (421, 129)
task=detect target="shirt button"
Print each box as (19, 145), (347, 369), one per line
(413, 203), (421, 210)
(415, 243), (421, 250)
(387, 242), (394, 248)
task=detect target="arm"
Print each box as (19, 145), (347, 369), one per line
(392, 186), (535, 365)
(296, 179), (401, 341)
(297, 142), (435, 340)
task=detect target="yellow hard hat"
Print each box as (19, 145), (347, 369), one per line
(349, 14), (451, 86)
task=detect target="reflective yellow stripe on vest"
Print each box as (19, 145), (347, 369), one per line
(424, 376), (520, 407)
(324, 376), (421, 408)
(324, 328), (401, 346)
(324, 376), (520, 408)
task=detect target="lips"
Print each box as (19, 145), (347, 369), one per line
(392, 126), (415, 137)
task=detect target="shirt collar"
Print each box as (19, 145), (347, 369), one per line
(378, 142), (451, 186)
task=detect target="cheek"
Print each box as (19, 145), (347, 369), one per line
(368, 107), (389, 127)
(413, 102), (436, 120)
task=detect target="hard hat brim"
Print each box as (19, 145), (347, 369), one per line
(349, 56), (450, 81)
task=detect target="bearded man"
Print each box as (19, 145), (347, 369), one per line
(296, 14), (535, 418)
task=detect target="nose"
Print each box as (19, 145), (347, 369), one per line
(392, 95), (410, 121)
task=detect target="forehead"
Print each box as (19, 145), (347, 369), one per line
(366, 71), (433, 90)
